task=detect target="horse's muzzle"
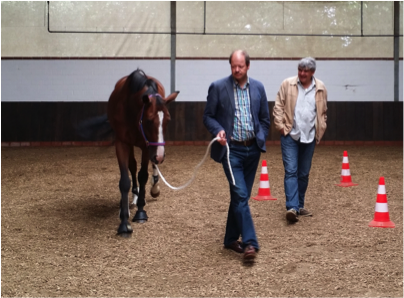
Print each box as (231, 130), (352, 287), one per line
(152, 156), (164, 164)
(151, 146), (165, 164)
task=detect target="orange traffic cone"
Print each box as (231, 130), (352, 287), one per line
(335, 151), (358, 187)
(369, 177), (395, 228)
(253, 160), (277, 201)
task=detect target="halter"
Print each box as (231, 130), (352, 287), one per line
(139, 94), (166, 147)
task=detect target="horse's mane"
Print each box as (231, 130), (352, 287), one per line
(128, 68), (158, 95)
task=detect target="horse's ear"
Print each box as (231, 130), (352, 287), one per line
(142, 94), (150, 104)
(165, 91), (179, 104)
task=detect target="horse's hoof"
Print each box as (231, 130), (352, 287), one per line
(150, 184), (160, 198)
(118, 232), (132, 238)
(118, 233), (133, 239)
(150, 190), (160, 198)
(117, 223), (133, 235)
(133, 210), (148, 223)
(134, 219), (147, 224)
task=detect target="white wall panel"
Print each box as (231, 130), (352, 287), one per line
(175, 60), (230, 102)
(1, 60), (170, 102)
(315, 60), (394, 102)
(176, 59), (403, 102)
(2, 59), (401, 102)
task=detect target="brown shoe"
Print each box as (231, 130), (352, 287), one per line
(224, 241), (243, 253)
(299, 208), (313, 217)
(286, 209), (299, 222)
(243, 245), (257, 260)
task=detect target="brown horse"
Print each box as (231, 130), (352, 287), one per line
(107, 69), (179, 236)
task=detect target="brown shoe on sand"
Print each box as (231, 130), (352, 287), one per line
(299, 208), (313, 217)
(286, 209), (299, 222)
(224, 241), (243, 253)
(243, 245), (257, 260)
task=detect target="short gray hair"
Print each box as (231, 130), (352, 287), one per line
(298, 57), (316, 71)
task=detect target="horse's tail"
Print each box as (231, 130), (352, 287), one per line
(76, 114), (114, 141)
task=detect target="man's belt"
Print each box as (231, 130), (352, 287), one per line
(231, 138), (255, 147)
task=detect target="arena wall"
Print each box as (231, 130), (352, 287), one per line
(1, 1), (403, 145)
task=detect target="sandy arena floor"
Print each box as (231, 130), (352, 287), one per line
(1, 145), (403, 297)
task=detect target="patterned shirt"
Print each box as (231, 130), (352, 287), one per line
(232, 78), (255, 141)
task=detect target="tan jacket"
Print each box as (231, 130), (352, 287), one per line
(273, 76), (328, 144)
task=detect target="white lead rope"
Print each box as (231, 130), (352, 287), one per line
(154, 137), (235, 190)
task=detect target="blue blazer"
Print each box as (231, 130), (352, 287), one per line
(203, 75), (270, 163)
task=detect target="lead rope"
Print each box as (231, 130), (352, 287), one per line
(154, 137), (235, 190)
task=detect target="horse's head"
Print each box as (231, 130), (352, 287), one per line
(140, 90), (179, 164)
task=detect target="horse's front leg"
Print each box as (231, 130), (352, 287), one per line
(132, 149), (149, 223)
(128, 147), (139, 207)
(115, 141), (133, 236)
(150, 163), (160, 198)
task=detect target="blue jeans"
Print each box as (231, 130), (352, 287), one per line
(221, 142), (260, 250)
(281, 134), (316, 212)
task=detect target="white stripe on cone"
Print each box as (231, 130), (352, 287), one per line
(259, 180), (270, 188)
(343, 156), (349, 163)
(261, 167), (268, 174)
(377, 185), (386, 194)
(341, 169), (351, 176)
(375, 203), (389, 213)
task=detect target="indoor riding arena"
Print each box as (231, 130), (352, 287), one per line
(1, 2), (403, 297)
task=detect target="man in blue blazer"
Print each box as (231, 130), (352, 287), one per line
(203, 50), (270, 261)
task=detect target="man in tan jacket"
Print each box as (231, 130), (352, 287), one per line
(273, 57), (327, 223)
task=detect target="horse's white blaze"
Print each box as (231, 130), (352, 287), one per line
(156, 111), (165, 163)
